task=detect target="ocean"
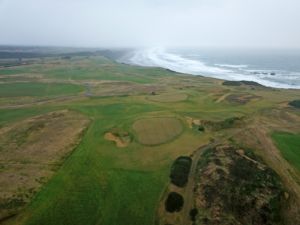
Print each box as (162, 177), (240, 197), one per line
(121, 47), (300, 89)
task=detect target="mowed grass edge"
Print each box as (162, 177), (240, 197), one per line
(272, 132), (300, 172)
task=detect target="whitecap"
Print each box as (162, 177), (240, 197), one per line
(122, 47), (300, 89)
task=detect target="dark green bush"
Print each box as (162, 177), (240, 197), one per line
(165, 192), (184, 213)
(170, 156), (192, 187)
(289, 100), (300, 108)
(189, 208), (198, 221)
(222, 81), (242, 86)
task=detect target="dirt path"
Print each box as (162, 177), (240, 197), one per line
(156, 142), (217, 225)
(181, 143), (216, 225)
(215, 93), (230, 103)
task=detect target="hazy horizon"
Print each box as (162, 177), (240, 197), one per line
(0, 0), (300, 49)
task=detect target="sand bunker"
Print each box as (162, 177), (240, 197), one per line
(185, 117), (201, 128)
(104, 131), (131, 148)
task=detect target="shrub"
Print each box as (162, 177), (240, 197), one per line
(165, 192), (184, 213)
(170, 156), (192, 187)
(189, 208), (198, 221)
(289, 100), (300, 108)
(222, 81), (242, 86)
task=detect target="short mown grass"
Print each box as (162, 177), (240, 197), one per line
(272, 132), (300, 172)
(0, 82), (83, 97)
(132, 117), (183, 145)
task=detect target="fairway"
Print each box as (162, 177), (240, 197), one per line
(272, 132), (300, 172)
(0, 82), (83, 97)
(133, 117), (183, 145)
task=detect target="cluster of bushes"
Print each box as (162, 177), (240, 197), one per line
(194, 124), (205, 132)
(240, 80), (263, 86)
(223, 80), (262, 87)
(170, 156), (192, 187)
(289, 100), (300, 108)
(223, 81), (242, 86)
(225, 156), (283, 224)
(196, 146), (284, 225)
(189, 208), (198, 221)
(201, 117), (242, 131)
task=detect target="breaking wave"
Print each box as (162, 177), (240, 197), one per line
(123, 47), (300, 89)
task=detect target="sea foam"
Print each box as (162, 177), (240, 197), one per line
(124, 48), (300, 89)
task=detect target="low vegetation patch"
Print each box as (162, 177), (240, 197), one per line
(288, 100), (300, 109)
(170, 156), (192, 187)
(226, 93), (261, 104)
(201, 117), (242, 131)
(194, 145), (284, 225)
(165, 192), (184, 213)
(223, 80), (263, 87)
(0, 110), (89, 222)
(132, 117), (183, 145)
(147, 92), (188, 103)
(223, 81), (242, 86)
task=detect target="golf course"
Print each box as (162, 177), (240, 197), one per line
(1, 53), (300, 225)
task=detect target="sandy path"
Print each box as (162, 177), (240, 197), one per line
(181, 143), (216, 225)
(156, 142), (217, 225)
(215, 93), (230, 103)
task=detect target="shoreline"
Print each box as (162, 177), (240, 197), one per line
(120, 48), (300, 90)
(120, 61), (300, 91)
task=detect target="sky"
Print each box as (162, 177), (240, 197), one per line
(0, 0), (299, 48)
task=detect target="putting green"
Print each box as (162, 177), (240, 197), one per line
(133, 117), (183, 145)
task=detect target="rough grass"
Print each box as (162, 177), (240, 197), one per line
(132, 117), (183, 145)
(0, 110), (89, 221)
(0, 107), (56, 127)
(272, 132), (300, 172)
(10, 103), (169, 225)
(147, 93), (188, 103)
